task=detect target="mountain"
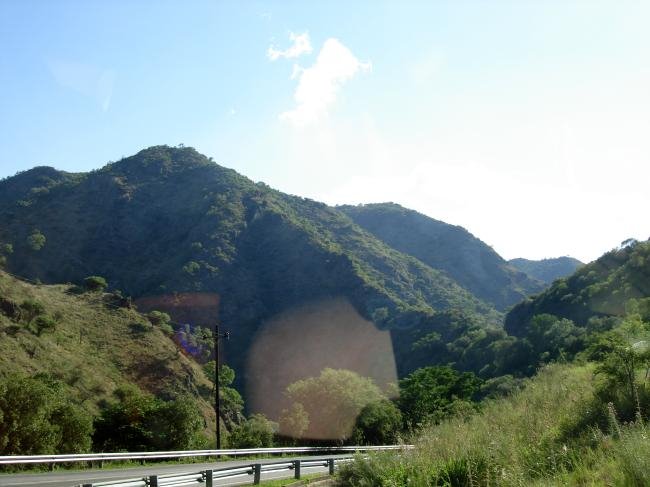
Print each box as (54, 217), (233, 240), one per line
(508, 256), (583, 285)
(338, 203), (545, 311)
(0, 269), (214, 427)
(505, 239), (650, 336)
(0, 146), (504, 406)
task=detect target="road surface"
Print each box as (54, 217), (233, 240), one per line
(0, 455), (347, 487)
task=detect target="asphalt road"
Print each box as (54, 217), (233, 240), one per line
(0, 455), (346, 487)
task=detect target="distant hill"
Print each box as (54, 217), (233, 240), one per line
(505, 239), (650, 336)
(0, 270), (214, 428)
(339, 203), (545, 311)
(509, 256), (583, 285)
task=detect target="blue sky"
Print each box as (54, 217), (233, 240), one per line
(1, 1), (649, 262)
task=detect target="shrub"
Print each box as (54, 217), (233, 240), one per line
(0, 375), (93, 455)
(20, 299), (45, 322)
(32, 315), (57, 336)
(93, 386), (206, 451)
(84, 276), (108, 292)
(398, 366), (481, 429)
(26, 230), (46, 251)
(148, 311), (173, 334)
(351, 400), (402, 445)
(284, 368), (385, 442)
(227, 414), (276, 448)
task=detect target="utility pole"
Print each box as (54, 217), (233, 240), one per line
(214, 322), (230, 450)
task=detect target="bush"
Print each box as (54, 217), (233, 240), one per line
(284, 368), (385, 442)
(147, 310), (171, 326)
(398, 366), (481, 429)
(227, 414), (276, 448)
(148, 311), (173, 334)
(351, 400), (402, 445)
(20, 299), (45, 322)
(0, 375), (93, 455)
(32, 315), (57, 336)
(84, 276), (108, 292)
(26, 230), (46, 251)
(93, 386), (206, 451)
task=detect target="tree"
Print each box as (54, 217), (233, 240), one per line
(26, 230), (46, 251)
(202, 363), (243, 425)
(279, 403), (309, 440)
(227, 414), (276, 448)
(398, 366), (482, 428)
(84, 276), (108, 292)
(284, 368), (386, 442)
(527, 314), (586, 361)
(351, 400), (402, 445)
(93, 385), (206, 452)
(148, 397), (206, 450)
(0, 375), (92, 455)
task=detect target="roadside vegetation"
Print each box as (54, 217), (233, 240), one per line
(338, 304), (650, 485)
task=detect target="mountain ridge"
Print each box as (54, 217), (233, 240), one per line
(339, 202), (545, 310)
(508, 256), (583, 285)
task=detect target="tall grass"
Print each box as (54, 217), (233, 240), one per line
(338, 364), (596, 486)
(339, 362), (650, 486)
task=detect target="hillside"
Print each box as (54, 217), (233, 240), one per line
(339, 203), (544, 310)
(0, 146), (502, 401)
(505, 239), (650, 336)
(0, 270), (215, 429)
(509, 256), (583, 285)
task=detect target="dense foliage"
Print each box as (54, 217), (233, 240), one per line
(398, 366), (481, 428)
(280, 368), (386, 443)
(0, 270), (215, 455)
(0, 374), (92, 455)
(506, 240), (650, 333)
(509, 256), (583, 285)
(93, 386), (205, 451)
(339, 203), (545, 310)
(0, 146), (504, 395)
(338, 243), (650, 486)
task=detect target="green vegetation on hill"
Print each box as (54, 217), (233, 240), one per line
(0, 270), (216, 453)
(339, 203), (545, 310)
(506, 239), (650, 335)
(338, 240), (650, 486)
(0, 146), (503, 397)
(509, 256), (583, 285)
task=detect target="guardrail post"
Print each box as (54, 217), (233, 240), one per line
(294, 459), (301, 479)
(328, 458), (335, 475)
(204, 469), (213, 487)
(148, 475), (159, 487)
(253, 463), (262, 484)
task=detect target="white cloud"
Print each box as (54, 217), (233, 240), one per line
(267, 32), (312, 61)
(280, 38), (371, 126)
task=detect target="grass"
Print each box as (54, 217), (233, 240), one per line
(338, 362), (650, 486)
(258, 473), (328, 486)
(0, 270), (216, 438)
(337, 363), (601, 486)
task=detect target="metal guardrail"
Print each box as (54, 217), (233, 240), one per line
(77, 457), (357, 487)
(0, 445), (411, 465)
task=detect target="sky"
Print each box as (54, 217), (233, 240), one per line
(1, 0), (649, 263)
